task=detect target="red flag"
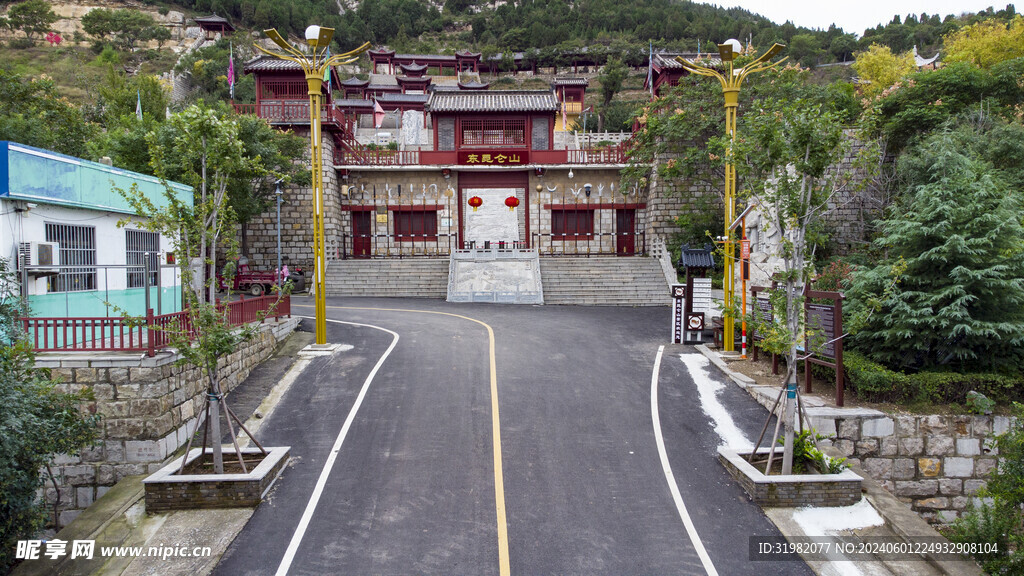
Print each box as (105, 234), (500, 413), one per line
(374, 100), (385, 129)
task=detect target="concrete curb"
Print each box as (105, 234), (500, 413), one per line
(693, 344), (983, 576)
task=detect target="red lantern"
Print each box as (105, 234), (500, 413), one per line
(468, 196), (483, 212)
(504, 196), (520, 211)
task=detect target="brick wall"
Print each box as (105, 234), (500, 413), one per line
(35, 317), (298, 527)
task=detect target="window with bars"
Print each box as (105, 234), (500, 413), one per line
(45, 223), (96, 292)
(126, 229), (160, 288)
(392, 210), (438, 242)
(461, 118), (526, 147)
(260, 81), (309, 99)
(551, 209), (595, 240)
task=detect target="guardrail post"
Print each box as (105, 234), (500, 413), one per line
(146, 308), (155, 357)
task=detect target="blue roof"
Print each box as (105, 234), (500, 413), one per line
(0, 141), (192, 214)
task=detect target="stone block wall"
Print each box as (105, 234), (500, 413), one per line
(812, 412), (1013, 524)
(644, 131), (887, 256)
(242, 131), (337, 272)
(35, 316), (298, 527)
(643, 156), (721, 251)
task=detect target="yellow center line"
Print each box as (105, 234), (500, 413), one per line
(296, 304), (511, 576)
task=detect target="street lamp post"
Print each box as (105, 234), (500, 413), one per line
(675, 41), (785, 353)
(256, 27), (369, 345)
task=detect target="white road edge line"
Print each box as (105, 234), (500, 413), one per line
(275, 316), (400, 576)
(651, 345), (719, 576)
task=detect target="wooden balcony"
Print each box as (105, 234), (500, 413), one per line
(233, 100), (356, 131)
(562, 101), (583, 115)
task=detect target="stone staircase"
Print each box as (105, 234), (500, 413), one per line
(539, 257), (670, 306)
(325, 259), (449, 298)
(324, 256), (670, 305)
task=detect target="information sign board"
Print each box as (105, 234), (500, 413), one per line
(689, 277), (713, 315)
(806, 303), (836, 358)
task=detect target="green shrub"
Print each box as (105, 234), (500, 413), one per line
(780, 429), (848, 474)
(96, 45), (121, 65)
(909, 371), (1019, 405)
(966, 391), (996, 415)
(843, 350), (910, 402)
(842, 350), (1023, 405)
(9, 38), (36, 49)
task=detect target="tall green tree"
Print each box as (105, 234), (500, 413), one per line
(5, 0), (57, 43)
(0, 69), (97, 157)
(846, 126), (1024, 372)
(725, 96), (858, 472)
(862, 57), (1024, 153)
(80, 9), (160, 51)
(1, 259), (100, 572)
(595, 58), (628, 133)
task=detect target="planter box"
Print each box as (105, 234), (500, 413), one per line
(718, 446), (862, 507)
(143, 446), (290, 513)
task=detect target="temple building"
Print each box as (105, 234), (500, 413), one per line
(236, 47), (671, 305)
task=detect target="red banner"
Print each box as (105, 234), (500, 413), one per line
(458, 150), (529, 166)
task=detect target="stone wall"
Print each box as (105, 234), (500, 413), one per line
(242, 131), (336, 272)
(645, 131), (886, 256)
(644, 156), (720, 249)
(809, 411), (1013, 524)
(35, 316), (298, 527)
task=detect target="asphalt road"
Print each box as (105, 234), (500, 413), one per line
(214, 297), (811, 576)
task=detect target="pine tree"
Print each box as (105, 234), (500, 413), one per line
(847, 127), (1024, 371)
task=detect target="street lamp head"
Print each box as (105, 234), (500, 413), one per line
(719, 39), (743, 62)
(764, 43), (785, 60)
(305, 26), (320, 45)
(264, 28), (293, 52)
(304, 25), (335, 49)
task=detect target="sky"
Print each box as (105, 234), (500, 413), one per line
(702, 1), (1013, 36)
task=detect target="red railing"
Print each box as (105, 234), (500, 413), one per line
(233, 101), (356, 129)
(23, 295), (291, 357)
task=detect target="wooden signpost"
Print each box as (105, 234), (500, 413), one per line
(750, 284), (846, 405)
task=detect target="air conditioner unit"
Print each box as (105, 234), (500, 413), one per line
(20, 242), (60, 275)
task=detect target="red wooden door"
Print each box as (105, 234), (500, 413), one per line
(352, 212), (372, 258)
(616, 209), (636, 255)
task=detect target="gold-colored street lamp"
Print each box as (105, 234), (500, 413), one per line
(675, 41), (785, 352)
(256, 27), (370, 345)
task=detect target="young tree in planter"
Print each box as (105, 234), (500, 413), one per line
(118, 103), (283, 474)
(722, 98), (862, 473)
(1, 260), (99, 571)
